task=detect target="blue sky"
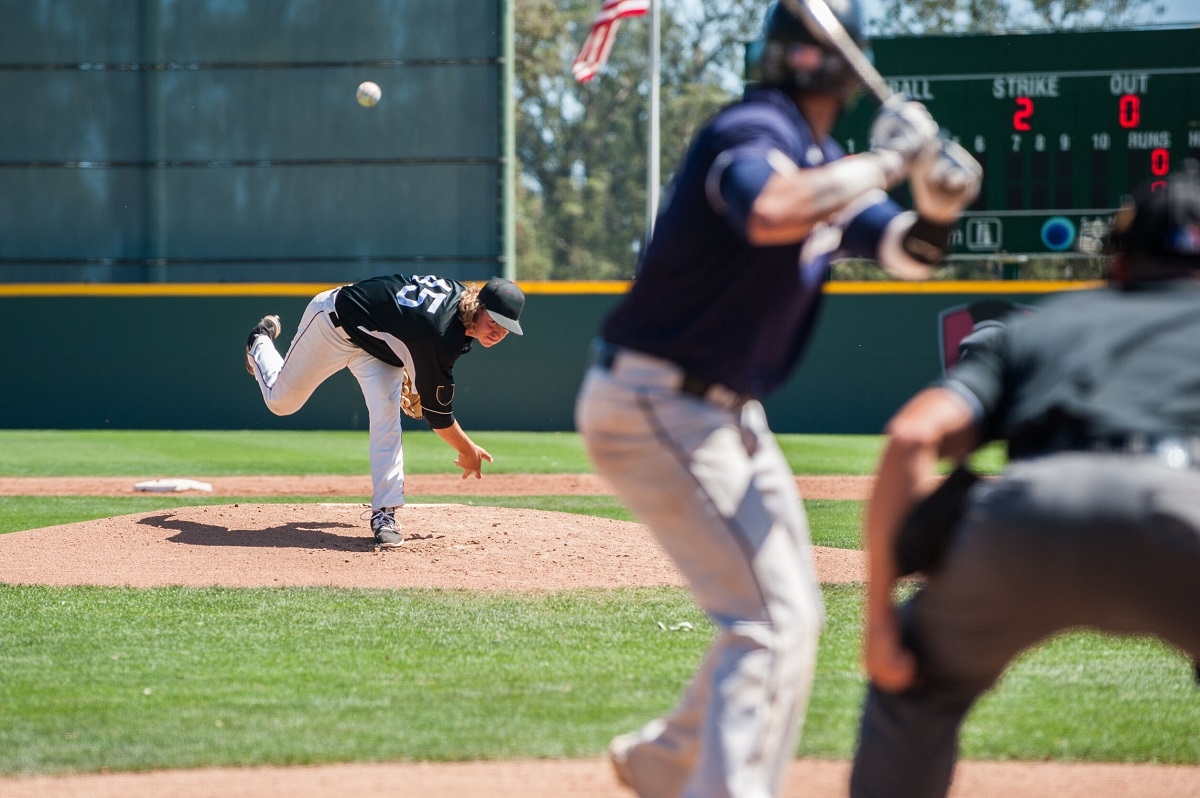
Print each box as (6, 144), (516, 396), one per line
(1153, 0), (1200, 23)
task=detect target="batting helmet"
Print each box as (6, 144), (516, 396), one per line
(751, 0), (867, 99)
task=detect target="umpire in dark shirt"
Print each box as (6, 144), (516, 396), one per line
(850, 160), (1200, 798)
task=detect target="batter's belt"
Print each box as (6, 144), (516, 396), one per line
(589, 339), (751, 412)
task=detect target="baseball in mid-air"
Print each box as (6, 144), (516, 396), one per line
(356, 81), (382, 108)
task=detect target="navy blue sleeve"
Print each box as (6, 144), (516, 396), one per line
(839, 194), (905, 259)
(712, 151), (777, 240)
(704, 104), (802, 242)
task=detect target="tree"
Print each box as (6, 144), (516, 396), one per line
(871, 0), (1163, 35)
(514, 0), (1164, 281)
(513, 0), (761, 280)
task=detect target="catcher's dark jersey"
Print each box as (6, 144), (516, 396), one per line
(944, 279), (1200, 455)
(602, 86), (904, 398)
(334, 274), (474, 430)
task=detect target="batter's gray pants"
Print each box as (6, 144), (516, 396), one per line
(575, 353), (823, 798)
(851, 454), (1200, 798)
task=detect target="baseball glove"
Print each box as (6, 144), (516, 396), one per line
(893, 465), (980, 577)
(400, 370), (423, 419)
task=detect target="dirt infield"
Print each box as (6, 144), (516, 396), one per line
(2, 473), (1196, 798)
(0, 503), (868, 589)
(0, 473), (878, 499)
(5, 758), (1199, 798)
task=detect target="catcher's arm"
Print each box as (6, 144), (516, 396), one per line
(863, 386), (977, 692)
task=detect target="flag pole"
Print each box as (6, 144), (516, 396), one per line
(646, 0), (660, 241)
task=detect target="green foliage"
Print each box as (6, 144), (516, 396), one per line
(871, 0), (1163, 34)
(830, 256), (1108, 281)
(513, 0), (761, 279)
(513, 0), (1167, 281)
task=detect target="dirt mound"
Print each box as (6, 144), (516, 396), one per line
(0, 502), (865, 590)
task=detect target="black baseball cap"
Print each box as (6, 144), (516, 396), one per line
(1107, 158), (1200, 261)
(479, 277), (525, 335)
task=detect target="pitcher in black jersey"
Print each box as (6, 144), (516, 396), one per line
(245, 274), (525, 548)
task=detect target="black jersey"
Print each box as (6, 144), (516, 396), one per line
(334, 274), (474, 430)
(945, 280), (1200, 454)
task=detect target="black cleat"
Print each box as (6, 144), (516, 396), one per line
(371, 507), (404, 549)
(245, 315), (281, 374)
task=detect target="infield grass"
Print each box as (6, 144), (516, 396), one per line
(0, 430), (1193, 776)
(1, 584), (1194, 776)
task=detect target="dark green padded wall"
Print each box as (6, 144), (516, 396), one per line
(0, 290), (1061, 432)
(0, 0), (504, 283)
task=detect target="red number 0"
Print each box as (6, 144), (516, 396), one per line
(1119, 95), (1140, 129)
(1012, 97), (1033, 132)
(1151, 148), (1169, 176)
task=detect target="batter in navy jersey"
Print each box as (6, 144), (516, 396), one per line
(575, 3), (980, 797)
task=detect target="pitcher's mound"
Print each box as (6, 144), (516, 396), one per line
(0, 503), (864, 590)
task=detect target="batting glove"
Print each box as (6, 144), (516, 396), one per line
(911, 138), (983, 224)
(867, 99), (940, 187)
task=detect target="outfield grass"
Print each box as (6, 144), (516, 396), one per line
(0, 429), (1009, 477)
(0, 430), (590, 476)
(0, 430), (1194, 776)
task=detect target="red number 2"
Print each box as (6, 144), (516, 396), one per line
(1013, 97), (1033, 132)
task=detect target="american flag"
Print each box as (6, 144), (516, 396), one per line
(571, 0), (651, 83)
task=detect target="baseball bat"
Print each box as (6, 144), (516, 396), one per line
(780, 0), (898, 107)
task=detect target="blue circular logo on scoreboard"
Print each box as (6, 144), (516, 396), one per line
(1040, 216), (1077, 252)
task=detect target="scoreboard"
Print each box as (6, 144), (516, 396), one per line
(832, 26), (1200, 256)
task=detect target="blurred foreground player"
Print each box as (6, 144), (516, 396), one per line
(573, 1), (981, 796)
(851, 162), (1200, 798)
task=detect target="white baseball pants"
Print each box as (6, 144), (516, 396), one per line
(248, 288), (407, 511)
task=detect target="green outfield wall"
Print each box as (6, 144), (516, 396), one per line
(0, 282), (1093, 433)
(0, 1), (509, 285)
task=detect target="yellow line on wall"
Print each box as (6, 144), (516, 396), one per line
(0, 280), (1103, 298)
(0, 283), (340, 297)
(822, 280), (1104, 294)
